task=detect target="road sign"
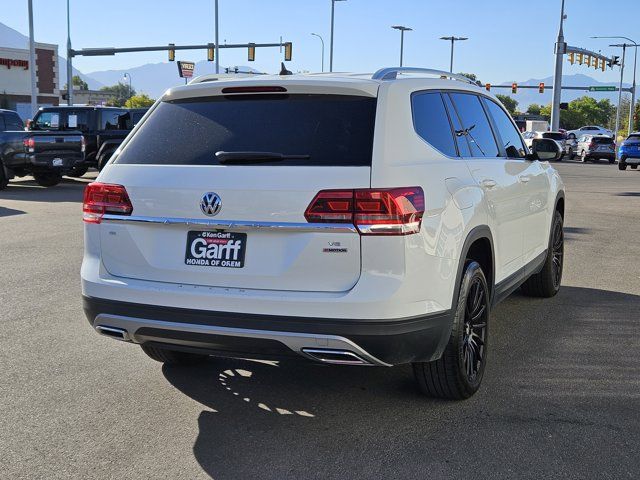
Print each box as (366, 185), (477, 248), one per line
(588, 86), (617, 92)
(177, 60), (195, 78)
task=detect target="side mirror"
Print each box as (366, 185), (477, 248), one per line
(530, 138), (562, 161)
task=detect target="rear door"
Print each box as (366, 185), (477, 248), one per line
(99, 90), (377, 293)
(446, 92), (526, 281)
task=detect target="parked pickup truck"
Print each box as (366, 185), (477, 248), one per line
(29, 106), (145, 175)
(1, 110), (84, 189)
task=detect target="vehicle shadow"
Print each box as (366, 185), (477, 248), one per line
(0, 176), (94, 203)
(162, 286), (640, 480)
(0, 206), (26, 218)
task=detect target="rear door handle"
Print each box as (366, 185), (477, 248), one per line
(480, 179), (497, 189)
(518, 175), (531, 183)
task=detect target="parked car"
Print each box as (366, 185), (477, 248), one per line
(82, 68), (565, 400)
(567, 125), (613, 138)
(0, 109), (84, 189)
(618, 132), (640, 170)
(522, 131), (565, 160)
(28, 106), (140, 175)
(569, 134), (616, 163)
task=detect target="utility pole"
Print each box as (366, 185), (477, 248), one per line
(27, 0), (38, 117)
(214, 0), (220, 74)
(551, 0), (566, 131)
(66, 0), (73, 105)
(329, 0), (346, 72)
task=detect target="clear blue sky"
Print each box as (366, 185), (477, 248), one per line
(4, 0), (640, 83)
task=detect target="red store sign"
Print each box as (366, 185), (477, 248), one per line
(0, 58), (29, 70)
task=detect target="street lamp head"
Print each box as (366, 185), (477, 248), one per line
(440, 36), (468, 41)
(392, 25), (412, 32)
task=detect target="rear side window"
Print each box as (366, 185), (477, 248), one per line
(448, 93), (499, 158)
(542, 132), (565, 141)
(484, 99), (526, 158)
(411, 92), (457, 157)
(442, 94), (471, 157)
(115, 94), (376, 166)
(65, 110), (90, 131)
(101, 110), (129, 130)
(4, 112), (23, 130)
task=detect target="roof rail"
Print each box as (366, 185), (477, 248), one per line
(371, 67), (477, 85)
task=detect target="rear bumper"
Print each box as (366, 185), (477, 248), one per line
(6, 152), (85, 171)
(586, 151), (615, 159)
(620, 155), (640, 164)
(83, 295), (453, 366)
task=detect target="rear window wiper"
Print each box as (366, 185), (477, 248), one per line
(215, 151), (310, 164)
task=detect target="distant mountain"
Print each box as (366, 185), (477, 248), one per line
(0, 21), (103, 89)
(86, 62), (261, 98)
(496, 73), (630, 109)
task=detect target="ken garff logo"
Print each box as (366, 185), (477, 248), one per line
(200, 192), (222, 216)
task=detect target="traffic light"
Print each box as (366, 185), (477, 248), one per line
(609, 56), (620, 68)
(585, 55), (591, 67)
(248, 43), (256, 62)
(539, 82), (545, 94)
(560, 102), (568, 110)
(577, 53), (583, 65)
(594, 57), (599, 70)
(511, 82), (517, 94)
(207, 43), (214, 61)
(485, 83), (491, 91)
(168, 43), (175, 62)
(284, 42), (292, 61)
(601, 58), (606, 71)
(568, 52), (575, 64)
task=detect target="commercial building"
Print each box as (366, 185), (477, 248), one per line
(0, 43), (60, 120)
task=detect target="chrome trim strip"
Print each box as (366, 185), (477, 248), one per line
(301, 348), (370, 365)
(372, 67), (477, 84)
(101, 214), (358, 233)
(94, 314), (391, 367)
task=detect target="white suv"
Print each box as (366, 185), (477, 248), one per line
(82, 67), (565, 400)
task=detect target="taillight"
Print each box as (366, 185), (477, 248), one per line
(83, 182), (133, 224)
(81, 136), (86, 153)
(588, 142), (596, 150)
(23, 137), (35, 153)
(304, 187), (425, 235)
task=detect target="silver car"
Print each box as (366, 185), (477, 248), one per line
(569, 134), (615, 163)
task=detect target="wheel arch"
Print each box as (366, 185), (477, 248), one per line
(454, 226), (495, 306)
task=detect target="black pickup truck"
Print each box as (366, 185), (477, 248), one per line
(0, 109), (84, 189)
(29, 106), (145, 175)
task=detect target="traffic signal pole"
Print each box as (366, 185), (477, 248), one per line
(550, 0), (566, 131)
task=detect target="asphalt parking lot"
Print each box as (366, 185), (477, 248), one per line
(1, 161), (639, 480)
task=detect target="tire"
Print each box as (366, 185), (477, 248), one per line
(608, 158), (615, 164)
(413, 261), (489, 400)
(140, 344), (209, 365)
(521, 211), (563, 298)
(68, 165), (88, 177)
(631, 165), (638, 169)
(0, 161), (9, 190)
(580, 150), (588, 163)
(32, 170), (62, 187)
(619, 162), (627, 171)
(569, 151), (576, 160)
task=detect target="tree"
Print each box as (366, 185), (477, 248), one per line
(496, 94), (518, 115)
(63, 75), (88, 91)
(527, 104), (542, 116)
(457, 72), (483, 86)
(100, 82), (136, 107)
(124, 94), (155, 108)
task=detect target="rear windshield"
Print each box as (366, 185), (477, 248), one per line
(593, 136), (613, 144)
(626, 135), (640, 142)
(115, 94), (377, 166)
(542, 132), (565, 140)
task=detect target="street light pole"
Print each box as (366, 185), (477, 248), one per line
(440, 36), (468, 72)
(615, 44), (626, 141)
(123, 73), (132, 100)
(392, 26), (412, 67)
(551, 0), (566, 131)
(66, 0), (73, 106)
(311, 33), (325, 72)
(592, 36), (638, 133)
(27, 0), (38, 117)
(329, 0), (346, 72)
(214, 0), (220, 74)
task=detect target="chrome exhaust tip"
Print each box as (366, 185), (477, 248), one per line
(96, 325), (130, 342)
(301, 348), (372, 366)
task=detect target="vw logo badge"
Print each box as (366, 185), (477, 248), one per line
(200, 192), (222, 216)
